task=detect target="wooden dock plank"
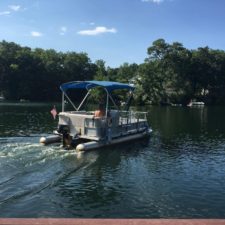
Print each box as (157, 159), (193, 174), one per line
(0, 219), (225, 225)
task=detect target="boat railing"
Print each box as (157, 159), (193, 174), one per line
(83, 110), (147, 129)
(118, 111), (147, 125)
(59, 110), (148, 130)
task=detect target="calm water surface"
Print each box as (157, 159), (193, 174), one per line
(0, 102), (225, 218)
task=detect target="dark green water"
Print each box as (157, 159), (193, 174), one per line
(1, 102), (225, 218)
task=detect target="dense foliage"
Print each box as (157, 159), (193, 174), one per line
(1, 39), (225, 105)
(0, 41), (96, 101)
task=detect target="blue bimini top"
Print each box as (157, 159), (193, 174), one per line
(60, 81), (135, 92)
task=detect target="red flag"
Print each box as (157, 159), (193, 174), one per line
(50, 106), (57, 119)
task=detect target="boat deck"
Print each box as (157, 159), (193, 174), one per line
(58, 110), (148, 141)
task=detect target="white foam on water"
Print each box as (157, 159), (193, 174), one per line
(0, 150), (99, 207)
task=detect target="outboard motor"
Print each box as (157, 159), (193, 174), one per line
(58, 124), (72, 148)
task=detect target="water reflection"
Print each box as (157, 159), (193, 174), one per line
(0, 102), (59, 137)
(53, 140), (151, 217)
(1, 103), (225, 217)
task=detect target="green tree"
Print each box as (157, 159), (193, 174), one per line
(94, 60), (108, 81)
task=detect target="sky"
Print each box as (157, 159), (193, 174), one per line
(0, 0), (225, 67)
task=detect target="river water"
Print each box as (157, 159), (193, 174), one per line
(0, 102), (225, 218)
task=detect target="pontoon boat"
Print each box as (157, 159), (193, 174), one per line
(40, 81), (151, 151)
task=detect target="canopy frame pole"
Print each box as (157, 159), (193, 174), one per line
(105, 89), (109, 117)
(63, 91), (78, 111)
(125, 90), (134, 112)
(104, 89), (119, 116)
(108, 92), (119, 110)
(77, 90), (91, 111)
(109, 95), (119, 110)
(62, 92), (65, 112)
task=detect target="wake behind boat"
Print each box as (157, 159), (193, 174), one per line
(40, 81), (152, 151)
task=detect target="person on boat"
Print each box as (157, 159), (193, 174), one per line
(94, 103), (105, 117)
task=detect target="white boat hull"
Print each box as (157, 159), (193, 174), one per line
(39, 129), (152, 151)
(40, 135), (61, 145)
(76, 129), (152, 151)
